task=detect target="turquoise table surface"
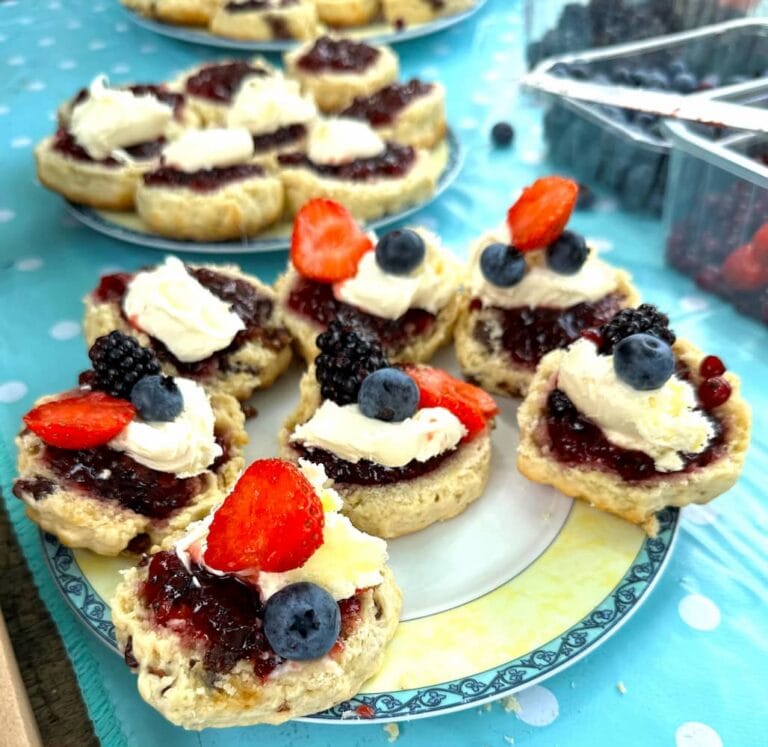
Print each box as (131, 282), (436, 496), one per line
(1, 1), (767, 745)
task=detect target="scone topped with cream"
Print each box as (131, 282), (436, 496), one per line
(111, 458), (402, 729)
(84, 256), (292, 401)
(517, 305), (751, 535)
(455, 175), (640, 397)
(13, 333), (246, 556)
(280, 321), (497, 538)
(276, 199), (461, 362)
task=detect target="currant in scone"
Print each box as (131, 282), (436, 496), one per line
(455, 175), (641, 397)
(13, 334), (247, 556)
(111, 458), (402, 729)
(275, 199), (462, 362)
(516, 306), (751, 535)
(83, 255), (293, 401)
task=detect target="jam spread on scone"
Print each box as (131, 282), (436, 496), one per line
(252, 123), (307, 152)
(279, 142), (415, 180)
(184, 61), (269, 103)
(296, 36), (380, 73)
(52, 128), (166, 166)
(224, 0), (300, 10)
(341, 80), (434, 126)
(144, 163), (265, 191)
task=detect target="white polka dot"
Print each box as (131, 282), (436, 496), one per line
(7, 55), (25, 66)
(11, 136), (31, 148)
(88, 40), (107, 51)
(676, 722), (723, 747)
(0, 105), (8, 115)
(66, 19), (81, 29)
(679, 594), (721, 631)
(483, 69), (501, 82)
(587, 237), (614, 253)
(471, 91), (492, 106)
(514, 686), (559, 727)
(0, 33), (7, 43)
(0, 381), (28, 404)
(58, 59), (76, 70)
(432, 43), (450, 56)
(38, 37), (55, 47)
(25, 80), (46, 92)
(48, 0), (62, 8)
(459, 116), (478, 130)
(0, 208), (15, 223)
(49, 320), (82, 341)
(15, 256), (43, 271)
(18, 17), (33, 26)
(680, 295), (710, 313)
(93, 3), (106, 11)
(520, 150), (545, 165)
(140, 44), (157, 54)
(115, 22), (128, 32)
(111, 63), (131, 75)
(420, 65), (439, 78)
(493, 51), (512, 63)
(683, 504), (718, 525)
(2, 0), (18, 6)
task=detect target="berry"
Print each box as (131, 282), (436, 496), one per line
(613, 333), (675, 391)
(479, 243), (526, 287)
(358, 368), (419, 422)
(204, 459), (324, 573)
(375, 229), (425, 275)
(546, 230), (589, 275)
(315, 319), (389, 405)
(507, 176), (579, 251)
(698, 377), (732, 409)
(23, 391), (135, 449)
(263, 582), (340, 661)
(700, 355), (726, 379)
(722, 244), (768, 290)
(672, 72), (698, 93)
(88, 331), (161, 400)
(130, 375), (183, 422)
(491, 122), (515, 148)
(646, 69), (670, 90)
(750, 222), (768, 262)
(404, 365), (498, 440)
(611, 65), (633, 85)
(290, 198), (373, 283)
(599, 304), (676, 354)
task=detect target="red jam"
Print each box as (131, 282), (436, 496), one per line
(286, 276), (436, 355)
(71, 84), (185, 119)
(252, 123), (306, 153)
(341, 80), (434, 126)
(296, 36), (379, 73)
(185, 61), (268, 103)
(52, 128), (165, 166)
(470, 294), (625, 371)
(139, 551), (362, 677)
(225, 0), (298, 8)
(143, 163), (264, 193)
(278, 143), (415, 181)
(12, 477), (56, 501)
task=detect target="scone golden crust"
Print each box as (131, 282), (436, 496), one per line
(455, 271), (641, 398)
(14, 392), (246, 556)
(381, 0), (475, 24)
(368, 82), (446, 150)
(516, 339), (751, 536)
(83, 263), (293, 401)
(284, 40), (398, 113)
(121, 0), (221, 26)
(315, 0), (380, 27)
(134, 169), (284, 241)
(210, 0), (319, 41)
(112, 566), (401, 729)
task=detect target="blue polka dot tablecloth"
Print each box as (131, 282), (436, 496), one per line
(1, 1), (767, 745)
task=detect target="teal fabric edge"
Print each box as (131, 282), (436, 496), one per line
(0, 435), (128, 747)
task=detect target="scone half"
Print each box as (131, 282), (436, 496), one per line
(211, 0), (319, 40)
(315, 0), (381, 27)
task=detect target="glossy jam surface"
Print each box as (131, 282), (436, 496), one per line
(12, 477), (56, 501)
(341, 80), (434, 126)
(252, 123), (306, 152)
(297, 36), (379, 73)
(545, 389), (724, 482)
(52, 128), (165, 166)
(286, 276), (436, 354)
(140, 551), (362, 677)
(470, 294), (625, 370)
(72, 84), (184, 118)
(185, 62), (267, 103)
(143, 163), (264, 193)
(278, 142), (415, 181)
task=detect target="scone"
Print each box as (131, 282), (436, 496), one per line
(382, 0), (475, 25)
(276, 199), (462, 362)
(83, 256), (292, 402)
(121, 0), (222, 26)
(277, 118), (436, 221)
(13, 334), (247, 556)
(210, 0), (319, 40)
(456, 176), (640, 398)
(517, 305), (751, 536)
(341, 79), (447, 149)
(279, 325), (497, 538)
(284, 36), (398, 113)
(315, 0), (380, 27)
(135, 128), (285, 241)
(112, 458), (402, 729)
(35, 76), (177, 210)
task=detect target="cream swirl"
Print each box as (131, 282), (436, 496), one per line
(307, 118), (386, 165)
(161, 128), (254, 173)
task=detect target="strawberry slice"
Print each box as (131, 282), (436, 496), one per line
(23, 391), (135, 449)
(404, 366), (498, 440)
(204, 459), (324, 574)
(751, 223), (768, 264)
(507, 176), (579, 251)
(722, 243), (768, 290)
(290, 198), (373, 283)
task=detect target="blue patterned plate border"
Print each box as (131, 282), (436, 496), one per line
(122, 0), (488, 52)
(65, 129), (464, 254)
(40, 507), (678, 724)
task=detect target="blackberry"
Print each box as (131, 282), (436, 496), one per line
(88, 331), (161, 399)
(315, 320), (388, 405)
(599, 304), (676, 354)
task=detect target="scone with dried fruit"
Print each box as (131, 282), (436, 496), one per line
(211, 0), (319, 41)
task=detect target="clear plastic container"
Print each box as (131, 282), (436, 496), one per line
(663, 79), (768, 325)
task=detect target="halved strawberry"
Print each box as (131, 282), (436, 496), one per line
(507, 176), (579, 251)
(290, 198), (373, 283)
(204, 459), (324, 574)
(404, 366), (498, 440)
(722, 243), (768, 290)
(23, 391), (135, 449)
(751, 223), (768, 264)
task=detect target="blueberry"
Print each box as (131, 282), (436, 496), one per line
(375, 229), (425, 275)
(672, 71), (698, 93)
(634, 112), (658, 132)
(130, 375), (183, 422)
(568, 62), (591, 80)
(630, 67), (651, 87)
(668, 58), (688, 77)
(358, 368), (419, 422)
(491, 121), (515, 148)
(724, 74), (749, 86)
(646, 70), (670, 90)
(480, 243), (526, 287)
(613, 333), (675, 391)
(546, 231), (589, 275)
(550, 62), (570, 78)
(263, 583), (340, 661)
(611, 65), (633, 85)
